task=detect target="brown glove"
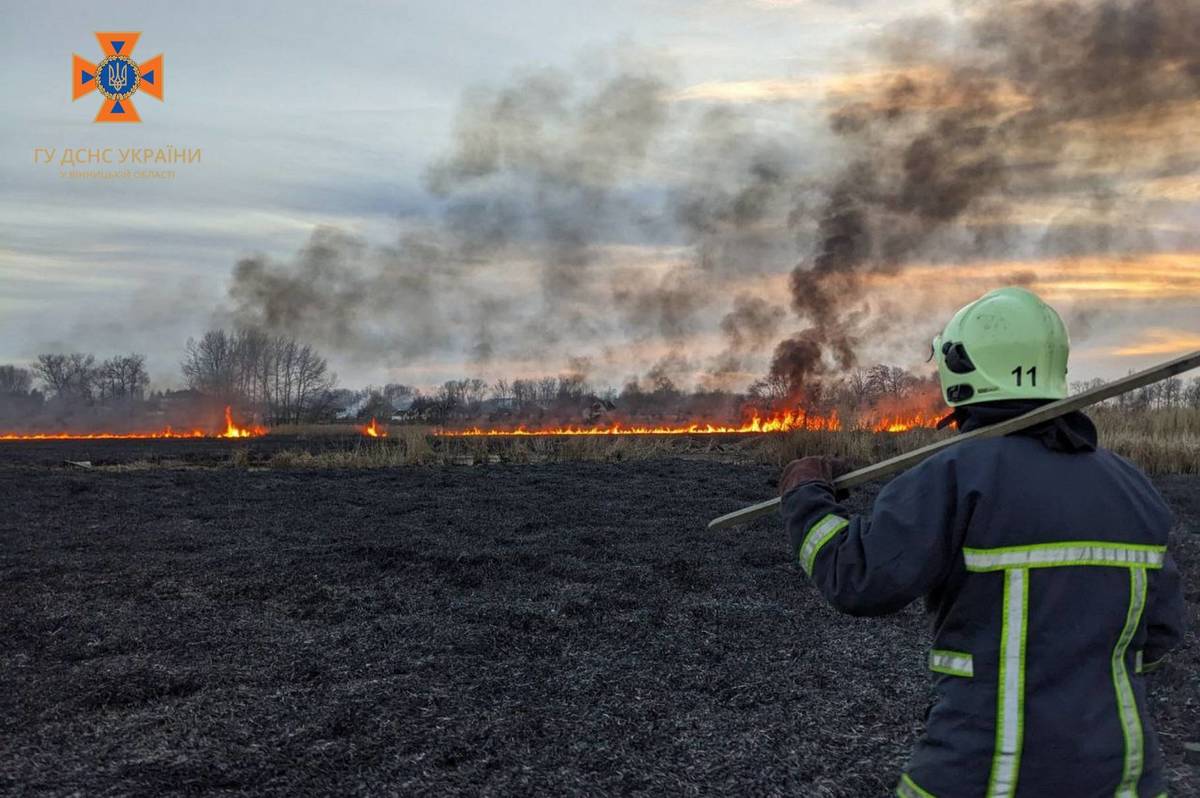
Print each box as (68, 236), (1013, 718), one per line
(779, 456), (851, 497)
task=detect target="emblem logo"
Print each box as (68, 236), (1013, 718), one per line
(73, 33), (163, 123)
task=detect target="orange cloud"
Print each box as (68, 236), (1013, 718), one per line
(864, 252), (1200, 303)
(1110, 329), (1200, 358)
(1139, 174), (1200, 202)
(675, 66), (959, 105)
(674, 77), (825, 103)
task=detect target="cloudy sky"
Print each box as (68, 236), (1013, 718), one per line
(2, 0), (1197, 393)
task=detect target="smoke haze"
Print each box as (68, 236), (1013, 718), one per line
(224, 0), (1200, 394)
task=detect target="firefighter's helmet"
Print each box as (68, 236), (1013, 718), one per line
(933, 287), (1069, 407)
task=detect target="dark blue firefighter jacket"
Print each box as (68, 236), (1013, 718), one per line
(781, 407), (1186, 798)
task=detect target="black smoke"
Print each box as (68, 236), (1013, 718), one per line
(225, 1), (1200, 397)
(770, 0), (1200, 391)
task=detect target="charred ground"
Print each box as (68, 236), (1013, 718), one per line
(1, 447), (1197, 796)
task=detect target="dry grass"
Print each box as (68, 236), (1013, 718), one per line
(750, 428), (944, 468)
(1093, 408), (1200, 475)
(266, 423), (372, 437)
(250, 408), (1200, 475)
(1100, 432), (1200, 474)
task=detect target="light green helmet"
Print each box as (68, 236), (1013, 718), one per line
(933, 287), (1069, 407)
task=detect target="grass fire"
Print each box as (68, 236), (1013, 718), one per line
(4, 0), (1200, 794)
(433, 407), (938, 436)
(0, 405), (265, 441)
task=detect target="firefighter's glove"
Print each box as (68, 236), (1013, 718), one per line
(779, 456), (851, 501)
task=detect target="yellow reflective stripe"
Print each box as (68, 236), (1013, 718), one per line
(798, 513), (848, 576)
(929, 649), (974, 678)
(1135, 650), (1143, 674)
(1140, 654), (1166, 674)
(1114, 568), (1148, 798)
(986, 568), (1028, 798)
(896, 773), (937, 798)
(963, 541), (1165, 572)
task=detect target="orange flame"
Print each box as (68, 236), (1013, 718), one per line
(219, 406), (267, 438)
(437, 409), (844, 437)
(361, 418), (388, 437)
(0, 406), (268, 441)
(435, 406), (942, 437)
(867, 410), (941, 433)
(0, 428), (207, 441)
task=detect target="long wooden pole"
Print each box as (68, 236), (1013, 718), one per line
(707, 350), (1200, 531)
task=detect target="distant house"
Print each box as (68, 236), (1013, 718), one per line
(161, 389), (206, 405)
(332, 392), (419, 422)
(334, 394), (373, 421)
(388, 396), (422, 423)
(480, 396), (516, 413)
(583, 397), (616, 425)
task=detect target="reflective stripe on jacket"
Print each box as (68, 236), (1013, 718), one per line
(781, 429), (1185, 797)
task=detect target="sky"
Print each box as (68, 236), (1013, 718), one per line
(1, 0), (1197, 394)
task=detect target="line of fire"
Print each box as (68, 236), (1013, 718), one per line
(0, 361), (947, 441)
(0, 406), (265, 441)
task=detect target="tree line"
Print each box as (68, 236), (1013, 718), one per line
(3, 337), (1200, 429)
(379, 363), (944, 425)
(1071, 376), (1200, 410)
(180, 329), (336, 424)
(0, 329), (336, 427)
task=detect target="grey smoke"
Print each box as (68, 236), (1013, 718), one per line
(770, 0), (1200, 391)
(224, 0), (1199, 395)
(227, 48), (810, 379)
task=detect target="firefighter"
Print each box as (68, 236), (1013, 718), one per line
(779, 287), (1186, 797)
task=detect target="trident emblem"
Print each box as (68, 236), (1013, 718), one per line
(73, 32), (164, 123)
(107, 61), (128, 92)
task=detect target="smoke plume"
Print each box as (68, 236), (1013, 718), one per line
(224, 1), (1199, 396)
(770, 0), (1200, 391)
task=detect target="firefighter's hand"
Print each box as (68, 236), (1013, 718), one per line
(779, 456), (851, 498)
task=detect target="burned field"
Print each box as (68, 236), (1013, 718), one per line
(2, 444), (1197, 796)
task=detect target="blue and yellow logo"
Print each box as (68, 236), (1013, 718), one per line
(73, 33), (163, 123)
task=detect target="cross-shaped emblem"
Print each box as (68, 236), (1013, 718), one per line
(73, 32), (163, 123)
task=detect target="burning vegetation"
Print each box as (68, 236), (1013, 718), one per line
(422, 362), (945, 436)
(4, 340), (1200, 442)
(434, 407), (938, 437)
(205, 0), (1200, 423)
(219, 406), (267, 439)
(2, 351), (940, 440)
(5, 0), (1200, 441)
(360, 418), (388, 437)
(0, 405), (265, 441)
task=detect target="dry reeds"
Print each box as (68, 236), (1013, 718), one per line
(238, 408), (1200, 474)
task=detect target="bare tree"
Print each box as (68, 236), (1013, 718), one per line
(845, 368), (871, 405)
(183, 328), (337, 423)
(511, 379), (536, 409)
(0, 365), (33, 395)
(382, 383), (414, 404)
(261, 335), (337, 424)
(747, 374), (790, 404)
(556, 373), (588, 401)
(536, 377), (558, 405)
(97, 354), (150, 401)
(866, 364), (914, 397)
(1184, 377), (1200, 409)
(1160, 377), (1182, 408)
(34, 353), (96, 401)
(182, 331), (238, 400)
(463, 378), (488, 407)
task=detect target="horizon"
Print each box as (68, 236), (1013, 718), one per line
(2, 0), (1198, 396)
